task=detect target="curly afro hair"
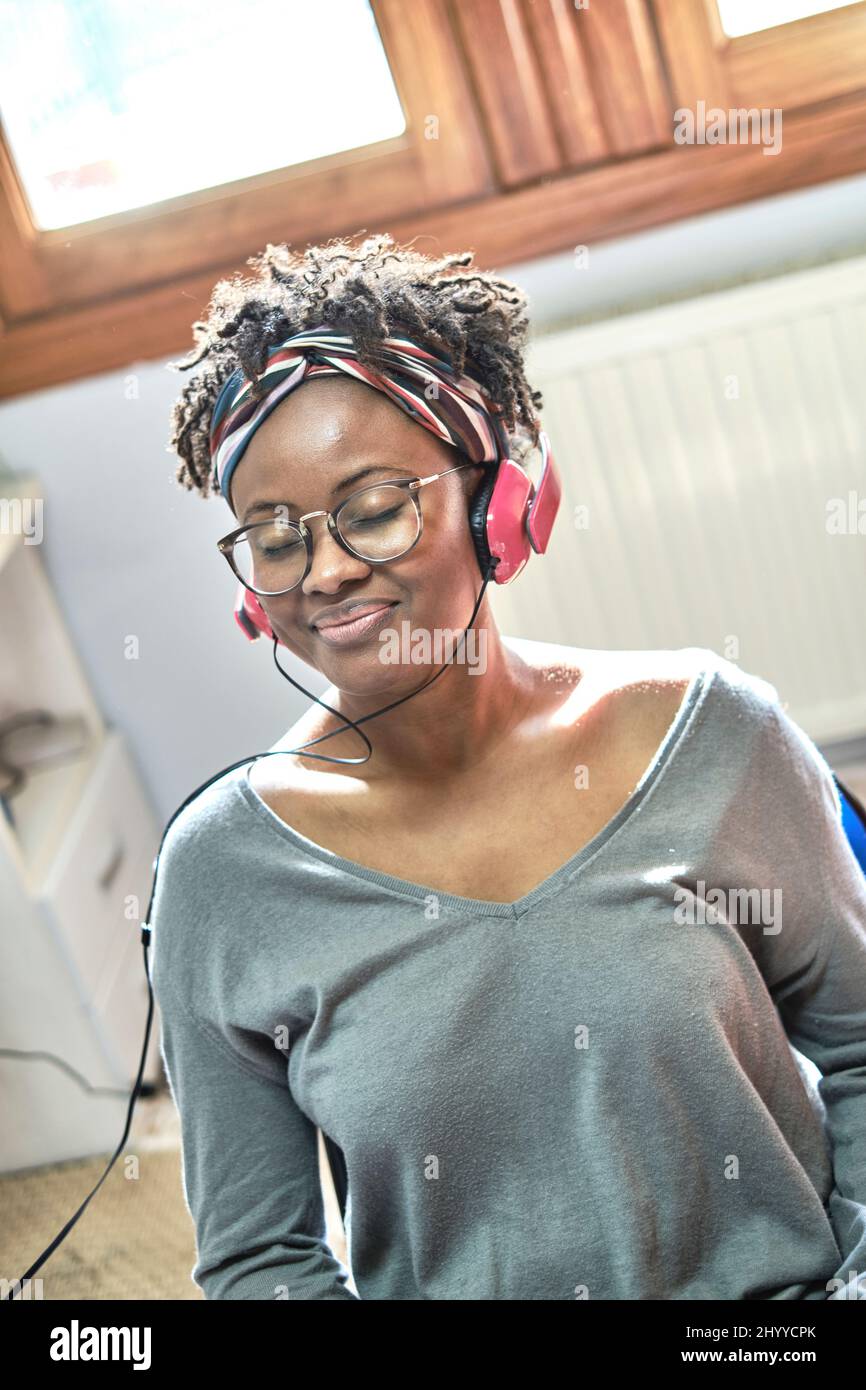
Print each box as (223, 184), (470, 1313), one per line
(166, 232), (544, 499)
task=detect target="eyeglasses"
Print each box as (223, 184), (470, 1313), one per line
(217, 462), (480, 596)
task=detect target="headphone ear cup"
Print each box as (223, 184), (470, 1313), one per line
(468, 465), (498, 577)
(234, 584), (277, 642)
(471, 458), (535, 584)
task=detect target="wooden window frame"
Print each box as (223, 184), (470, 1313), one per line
(653, 0), (866, 111)
(2, 0), (866, 399)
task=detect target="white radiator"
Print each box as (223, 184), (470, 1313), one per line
(491, 254), (866, 749)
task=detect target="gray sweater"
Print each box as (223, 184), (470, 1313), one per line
(151, 647), (866, 1300)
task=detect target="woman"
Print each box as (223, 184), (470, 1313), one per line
(152, 234), (866, 1301)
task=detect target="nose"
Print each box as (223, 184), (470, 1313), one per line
(299, 513), (370, 595)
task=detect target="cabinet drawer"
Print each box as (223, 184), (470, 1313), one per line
(41, 731), (158, 1026)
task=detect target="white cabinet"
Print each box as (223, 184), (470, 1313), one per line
(0, 473), (163, 1172)
(40, 730), (162, 1084)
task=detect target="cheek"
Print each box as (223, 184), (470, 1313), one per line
(401, 517), (477, 601)
(256, 596), (314, 656)
(426, 488), (477, 560)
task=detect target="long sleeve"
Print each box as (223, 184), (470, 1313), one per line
(747, 695), (866, 1300)
(148, 792), (359, 1302)
(156, 975), (359, 1300)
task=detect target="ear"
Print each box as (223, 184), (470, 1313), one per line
(461, 462), (486, 500)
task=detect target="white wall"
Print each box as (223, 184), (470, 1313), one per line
(2, 170), (865, 824)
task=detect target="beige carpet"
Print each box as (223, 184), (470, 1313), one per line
(1, 1090), (202, 1300)
(2, 1083), (349, 1300)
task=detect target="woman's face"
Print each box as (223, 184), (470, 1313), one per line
(227, 375), (486, 696)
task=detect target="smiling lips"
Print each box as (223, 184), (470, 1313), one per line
(314, 602), (398, 645)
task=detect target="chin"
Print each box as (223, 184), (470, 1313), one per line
(317, 648), (427, 699)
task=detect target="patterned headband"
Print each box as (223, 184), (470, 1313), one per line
(208, 324), (514, 506)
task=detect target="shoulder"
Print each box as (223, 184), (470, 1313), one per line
(156, 765), (248, 865)
(587, 646), (735, 747)
(504, 638), (795, 757)
(525, 638), (780, 701)
(149, 766), (249, 986)
(559, 647), (845, 857)
(597, 645), (790, 750)
(505, 637), (731, 711)
(647, 650), (843, 819)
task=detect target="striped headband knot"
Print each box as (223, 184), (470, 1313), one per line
(208, 324), (514, 505)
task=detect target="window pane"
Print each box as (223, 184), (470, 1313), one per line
(716, 0), (856, 37)
(0, 0), (406, 230)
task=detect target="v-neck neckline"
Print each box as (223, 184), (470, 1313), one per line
(235, 664), (715, 920)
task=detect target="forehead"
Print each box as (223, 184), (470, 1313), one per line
(229, 374), (451, 511)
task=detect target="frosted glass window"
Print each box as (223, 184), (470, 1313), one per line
(0, 0), (406, 229)
(716, 0), (856, 37)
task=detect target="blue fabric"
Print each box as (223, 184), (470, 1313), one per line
(838, 778), (866, 877)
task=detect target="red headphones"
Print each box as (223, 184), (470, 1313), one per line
(234, 428), (561, 645)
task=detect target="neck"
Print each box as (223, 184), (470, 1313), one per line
(293, 612), (535, 783)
